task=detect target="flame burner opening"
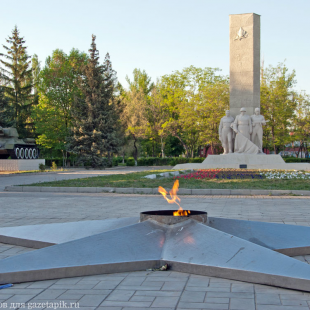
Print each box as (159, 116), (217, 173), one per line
(140, 210), (207, 225)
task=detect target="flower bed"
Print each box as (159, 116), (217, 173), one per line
(174, 169), (310, 180)
(174, 169), (264, 180)
(174, 170), (221, 180)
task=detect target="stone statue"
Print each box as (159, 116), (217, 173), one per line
(219, 110), (234, 154)
(233, 107), (252, 139)
(251, 107), (266, 153)
(233, 107), (259, 154)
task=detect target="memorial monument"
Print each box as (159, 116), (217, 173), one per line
(0, 126), (45, 171)
(173, 13), (310, 170)
(229, 13), (260, 118)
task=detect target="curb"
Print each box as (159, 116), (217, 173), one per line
(0, 166), (129, 177)
(4, 186), (310, 196)
(0, 171), (61, 177)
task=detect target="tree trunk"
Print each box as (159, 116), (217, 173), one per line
(297, 143), (301, 158)
(62, 150), (67, 168)
(271, 127), (277, 154)
(174, 133), (189, 158)
(198, 146), (201, 157)
(161, 137), (165, 158)
(299, 141), (304, 158)
(108, 151), (111, 166)
(15, 93), (18, 119)
(133, 136), (138, 166)
(210, 142), (214, 155)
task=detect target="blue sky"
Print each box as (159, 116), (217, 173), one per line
(1, 0), (309, 93)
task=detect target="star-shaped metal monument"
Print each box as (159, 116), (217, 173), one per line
(1, 211), (310, 292)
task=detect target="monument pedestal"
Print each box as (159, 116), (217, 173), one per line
(0, 159), (45, 171)
(173, 154), (310, 171)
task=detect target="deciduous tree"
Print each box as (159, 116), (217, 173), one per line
(120, 89), (148, 165)
(126, 68), (154, 97)
(32, 49), (87, 165)
(260, 63), (297, 153)
(158, 66), (229, 157)
(291, 92), (310, 157)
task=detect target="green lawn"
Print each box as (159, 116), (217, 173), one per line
(27, 169), (310, 191)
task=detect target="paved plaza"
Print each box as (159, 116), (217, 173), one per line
(1, 169), (310, 309)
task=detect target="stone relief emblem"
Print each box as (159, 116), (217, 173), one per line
(234, 27), (248, 40)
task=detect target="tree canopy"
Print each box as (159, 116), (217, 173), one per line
(32, 48), (87, 162)
(261, 62), (298, 153)
(158, 66), (229, 157)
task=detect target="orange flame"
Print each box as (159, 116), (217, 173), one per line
(158, 180), (191, 217)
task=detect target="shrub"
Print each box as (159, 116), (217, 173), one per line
(112, 157), (119, 167)
(39, 163), (46, 172)
(114, 157), (124, 164)
(126, 157), (135, 166)
(51, 161), (57, 170)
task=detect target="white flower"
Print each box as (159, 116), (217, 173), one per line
(259, 169), (310, 180)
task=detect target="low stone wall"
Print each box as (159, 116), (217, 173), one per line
(0, 159), (45, 171)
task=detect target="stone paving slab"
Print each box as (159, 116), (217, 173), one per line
(1, 242), (310, 309)
(1, 188), (310, 308)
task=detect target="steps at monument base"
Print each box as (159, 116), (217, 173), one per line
(173, 154), (310, 170)
(0, 159), (45, 171)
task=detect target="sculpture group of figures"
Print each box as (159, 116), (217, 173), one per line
(219, 107), (267, 155)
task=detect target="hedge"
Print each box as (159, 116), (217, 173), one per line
(42, 155), (310, 167)
(283, 157), (310, 163)
(126, 157), (135, 166)
(44, 157), (119, 167)
(44, 156), (205, 167)
(132, 157), (204, 166)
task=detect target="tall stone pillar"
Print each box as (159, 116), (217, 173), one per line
(229, 13), (260, 117)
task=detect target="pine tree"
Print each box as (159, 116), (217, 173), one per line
(0, 87), (14, 127)
(0, 26), (35, 136)
(67, 35), (120, 167)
